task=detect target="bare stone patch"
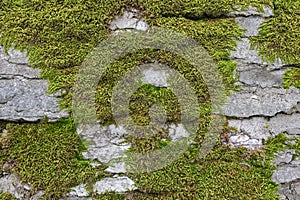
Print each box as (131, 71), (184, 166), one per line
(0, 46), (69, 122)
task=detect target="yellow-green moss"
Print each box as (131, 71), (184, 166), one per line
(135, 0), (272, 19)
(0, 193), (17, 200)
(0, 119), (106, 199)
(0, 0), (297, 199)
(283, 68), (300, 88)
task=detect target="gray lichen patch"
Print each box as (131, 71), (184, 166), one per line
(0, 46), (69, 122)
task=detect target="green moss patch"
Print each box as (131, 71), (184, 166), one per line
(126, 146), (278, 199)
(0, 119), (106, 199)
(124, 133), (298, 200)
(0, 0), (297, 199)
(135, 0), (272, 19)
(283, 67), (300, 89)
(92, 192), (126, 200)
(0, 193), (16, 200)
(0, 0), (132, 69)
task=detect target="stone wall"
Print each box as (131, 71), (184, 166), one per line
(0, 6), (299, 200)
(221, 8), (300, 200)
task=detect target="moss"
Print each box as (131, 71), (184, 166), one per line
(251, 14), (300, 64)
(0, 0), (297, 199)
(126, 145), (279, 199)
(0, 193), (16, 200)
(0, 0), (132, 69)
(135, 0), (272, 19)
(0, 119), (106, 199)
(148, 17), (243, 91)
(250, 0), (300, 86)
(124, 133), (297, 200)
(283, 68), (300, 89)
(92, 192), (126, 200)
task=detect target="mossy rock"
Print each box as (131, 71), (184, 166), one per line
(0, 0), (299, 199)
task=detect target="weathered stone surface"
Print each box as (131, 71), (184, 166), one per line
(7, 48), (29, 64)
(1, 5), (298, 199)
(0, 174), (27, 199)
(230, 38), (283, 68)
(94, 177), (136, 194)
(279, 182), (300, 200)
(105, 162), (127, 174)
(78, 124), (130, 164)
(142, 66), (169, 87)
(0, 174), (44, 200)
(109, 10), (148, 31)
(272, 166), (300, 184)
(235, 17), (265, 37)
(69, 184), (89, 197)
(168, 124), (190, 141)
(0, 61), (39, 79)
(222, 87), (300, 118)
(0, 79), (69, 122)
(273, 150), (296, 166)
(228, 6), (273, 17)
(238, 68), (284, 88)
(223, 7), (300, 200)
(30, 191), (45, 200)
(0, 46), (69, 122)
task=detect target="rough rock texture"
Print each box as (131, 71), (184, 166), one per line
(0, 173), (44, 200)
(0, 46), (69, 122)
(1, 6), (299, 200)
(0, 44), (68, 199)
(109, 9), (148, 31)
(222, 7), (300, 200)
(94, 177), (136, 194)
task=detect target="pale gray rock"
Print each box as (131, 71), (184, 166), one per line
(293, 183), (300, 198)
(7, 48), (29, 64)
(0, 174), (44, 199)
(227, 113), (300, 148)
(168, 124), (190, 141)
(273, 150), (296, 165)
(277, 182), (300, 200)
(94, 177), (136, 194)
(228, 6), (273, 18)
(222, 87), (300, 118)
(84, 143), (131, 164)
(291, 158), (300, 166)
(238, 68), (284, 88)
(0, 61), (40, 79)
(78, 124), (130, 166)
(105, 162), (127, 174)
(272, 166), (300, 184)
(0, 174), (27, 199)
(0, 46), (69, 122)
(109, 10), (148, 31)
(142, 66), (169, 87)
(30, 191), (45, 200)
(235, 17), (265, 37)
(230, 38), (283, 68)
(225, 9), (300, 199)
(0, 46), (9, 61)
(69, 184), (89, 197)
